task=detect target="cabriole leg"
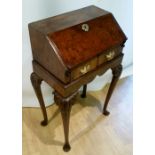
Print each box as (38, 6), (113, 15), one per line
(30, 72), (48, 126)
(54, 92), (77, 152)
(81, 84), (87, 98)
(103, 64), (123, 116)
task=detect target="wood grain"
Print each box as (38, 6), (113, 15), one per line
(48, 14), (126, 68)
(29, 5), (127, 83)
(28, 5), (109, 34)
(32, 54), (123, 97)
(28, 5), (128, 152)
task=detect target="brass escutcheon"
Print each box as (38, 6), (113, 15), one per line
(106, 51), (115, 61)
(80, 65), (90, 74)
(81, 24), (89, 32)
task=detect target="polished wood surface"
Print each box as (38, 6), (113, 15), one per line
(32, 54), (123, 97)
(103, 64), (122, 115)
(81, 84), (87, 98)
(71, 57), (97, 80)
(23, 76), (133, 155)
(98, 46), (122, 65)
(54, 91), (77, 151)
(32, 62), (124, 151)
(29, 27), (69, 83)
(28, 5), (109, 34)
(29, 5), (127, 83)
(48, 14), (126, 68)
(28, 5), (127, 151)
(30, 73), (48, 126)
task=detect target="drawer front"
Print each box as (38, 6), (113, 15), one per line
(98, 46), (122, 65)
(71, 58), (97, 80)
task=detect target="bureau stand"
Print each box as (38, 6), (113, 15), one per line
(29, 5), (127, 152)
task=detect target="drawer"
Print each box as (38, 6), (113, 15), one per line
(98, 46), (123, 65)
(71, 57), (97, 80)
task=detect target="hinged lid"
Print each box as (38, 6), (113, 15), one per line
(47, 12), (127, 69)
(29, 5), (127, 70)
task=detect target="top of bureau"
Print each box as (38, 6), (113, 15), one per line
(29, 5), (109, 34)
(29, 5), (127, 69)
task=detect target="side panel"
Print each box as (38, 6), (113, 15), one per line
(28, 25), (70, 84)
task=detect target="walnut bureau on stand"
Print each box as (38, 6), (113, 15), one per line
(28, 5), (127, 152)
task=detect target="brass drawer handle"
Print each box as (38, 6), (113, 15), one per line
(80, 65), (90, 74)
(106, 51), (115, 61)
(82, 24), (89, 32)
